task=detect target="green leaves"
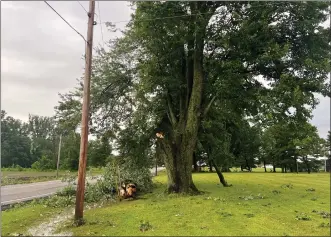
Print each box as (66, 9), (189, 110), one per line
(53, 1), (330, 178)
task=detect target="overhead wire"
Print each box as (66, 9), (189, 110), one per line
(43, 1), (87, 43)
(100, 2), (285, 26)
(77, 1), (88, 14)
(44, 1), (103, 65)
(101, 12), (211, 25)
(97, 1), (105, 48)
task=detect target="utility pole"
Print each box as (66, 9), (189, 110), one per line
(75, 0), (95, 222)
(56, 134), (62, 178)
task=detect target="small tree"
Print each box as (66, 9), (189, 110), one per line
(31, 155), (55, 171)
(293, 124), (324, 174)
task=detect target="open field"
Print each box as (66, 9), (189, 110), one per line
(2, 171), (330, 236)
(1, 168), (104, 186)
(1, 166), (317, 186)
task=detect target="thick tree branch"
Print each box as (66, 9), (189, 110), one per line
(202, 96), (216, 119)
(166, 93), (178, 127)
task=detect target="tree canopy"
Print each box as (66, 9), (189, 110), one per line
(55, 1), (330, 192)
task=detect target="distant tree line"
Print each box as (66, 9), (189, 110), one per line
(1, 110), (112, 170)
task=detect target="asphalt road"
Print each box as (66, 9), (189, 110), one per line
(1, 167), (165, 207)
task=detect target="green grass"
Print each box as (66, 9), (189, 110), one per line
(1, 168), (104, 186)
(199, 167), (283, 173)
(1, 204), (62, 236)
(2, 171), (329, 236)
(54, 171), (330, 236)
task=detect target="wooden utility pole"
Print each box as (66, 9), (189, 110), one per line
(75, 0), (95, 221)
(56, 134), (62, 178)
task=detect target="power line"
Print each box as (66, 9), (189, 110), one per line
(101, 2), (282, 25)
(97, 1), (105, 47)
(77, 1), (88, 14)
(102, 12), (209, 25)
(44, 1), (87, 42)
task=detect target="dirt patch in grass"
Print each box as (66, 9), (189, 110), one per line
(27, 209), (73, 236)
(2, 204), (63, 236)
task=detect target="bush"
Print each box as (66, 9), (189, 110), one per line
(31, 155), (54, 171)
(1, 164), (25, 171)
(57, 185), (76, 197)
(15, 164), (24, 171)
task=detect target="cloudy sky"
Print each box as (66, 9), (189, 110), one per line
(1, 1), (330, 138)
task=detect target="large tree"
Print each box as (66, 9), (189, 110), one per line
(28, 114), (60, 167)
(56, 1), (330, 193)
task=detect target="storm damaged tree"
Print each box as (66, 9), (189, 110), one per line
(55, 1), (330, 194)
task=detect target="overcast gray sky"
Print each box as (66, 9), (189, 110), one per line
(1, 1), (330, 138)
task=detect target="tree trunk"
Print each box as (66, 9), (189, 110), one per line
(211, 159), (232, 187)
(221, 166), (231, 172)
(263, 160), (267, 172)
(160, 138), (198, 193)
(193, 152), (198, 172)
(166, 3), (207, 194)
(273, 164), (276, 172)
(208, 161), (213, 172)
(157, 3), (213, 194)
(302, 156), (311, 174)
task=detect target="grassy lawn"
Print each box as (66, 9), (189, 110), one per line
(1, 168), (104, 186)
(2, 171), (329, 236)
(53, 171), (330, 236)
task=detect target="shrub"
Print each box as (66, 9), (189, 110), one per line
(31, 155), (54, 171)
(2, 165), (25, 171)
(15, 164), (23, 171)
(57, 185), (76, 197)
